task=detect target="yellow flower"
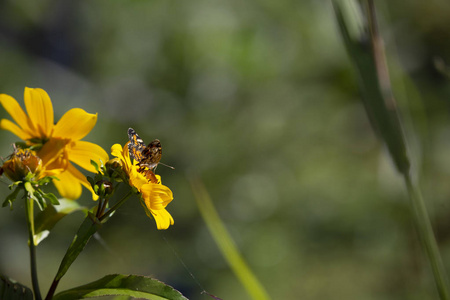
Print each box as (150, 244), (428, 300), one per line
(0, 87), (109, 200)
(111, 143), (174, 230)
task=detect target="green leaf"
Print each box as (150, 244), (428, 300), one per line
(34, 230), (50, 246)
(53, 274), (188, 300)
(112, 297), (131, 300)
(54, 215), (101, 281)
(14, 141), (28, 149)
(42, 192), (60, 205)
(90, 160), (99, 172)
(32, 190), (46, 211)
(34, 199), (87, 245)
(0, 275), (33, 300)
(37, 175), (57, 185)
(2, 186), (21, 209)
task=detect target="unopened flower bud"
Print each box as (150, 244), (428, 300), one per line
(105, 158), (125, 181)
(2, 149), (42, 181)
(96, 180), (113, 196)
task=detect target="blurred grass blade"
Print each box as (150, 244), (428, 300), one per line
(333, 0), (409, 174)
(52, 274), (187, 300)
(0, 275), (33, 300)
(190, 176), (271, 300)
(333, 1), (450, 299)
(405, 175), (450, 300)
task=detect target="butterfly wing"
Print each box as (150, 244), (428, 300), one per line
(128, 128), (146, 163)
(140, 139), (162, 170)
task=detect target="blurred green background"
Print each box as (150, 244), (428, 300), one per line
(2, 0), (450, 299)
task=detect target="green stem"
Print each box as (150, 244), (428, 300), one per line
(99, 191), (132, 222)
(95, 197), (106, 219)
(404, 173), (450, 300)
(25, 197), (42, 300)
(44, 280), (59, 300)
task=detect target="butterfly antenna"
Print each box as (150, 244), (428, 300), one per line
(159, 162), (175, 170)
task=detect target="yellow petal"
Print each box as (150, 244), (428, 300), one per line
(67, 163), (99, 200)
(0, 93), (35, 136)
(69, 141), (109, 173)
(111, 143), (148, 189)
(0, 119), (33, 140)
(40, 167), (63, 178)
(151, 209), (174, 230)
(153, 184), (174, 206)
(53, 168), (82, 200)
(24, 87), (54, 138)
(53, 163), (98, 200)
(111, 144), (124, 159)
(38, 138), (68, 167)
(130, 170), (148, 190)
(121, 142), (134, 169)
(53, 108), (97, 141)
(141, 183), (173, 210)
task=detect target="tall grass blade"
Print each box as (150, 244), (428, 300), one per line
(333, 1), (450, 298)
(190, 176), (271, 300)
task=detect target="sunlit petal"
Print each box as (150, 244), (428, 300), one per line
(38, 138), (68, 167)
(153, 184), (174, 207)
(141, 183), (173, 210)
(122, 142), (134, 168)
(151, 209), (174, 230)
(43, 153), (68, 175)
(130, 170), (148, 190)
(24, 87), (54, 138)
(53, 169), (82, 200)
(111, 144), (124, 159)
(0, 93), (34, 136)
(0, 119), (32, 140)
(53, 163), (98, 200)
(111, 142), (147, 188)
(53, 108), (97, 141)
(66, 163), (99, 200)
(69, 141), (109, 172)
(40, 167), (63, 178)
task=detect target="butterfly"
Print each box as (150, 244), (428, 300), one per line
(127, 128), (162, 172)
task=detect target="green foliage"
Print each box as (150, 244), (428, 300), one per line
(2, 185), (21, 209)
(52, 274), (187, 300)
(53, 216), (102, 281)
(90, 160), (99, 172)
(0, 275), (33, 300)
(1, 173), (60, 211)
(34, 199), (87, 245)
(88, 160), (118, 199)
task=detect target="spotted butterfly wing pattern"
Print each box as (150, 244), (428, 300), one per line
(127, 128), (162, 171)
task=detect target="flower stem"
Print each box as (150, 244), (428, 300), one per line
(404, 172), (450, 300)
(96, 197), (106, 219)
(45, 279), (59, 300)
(25, 197), (42, 300)
(99, 191), (132, 222)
